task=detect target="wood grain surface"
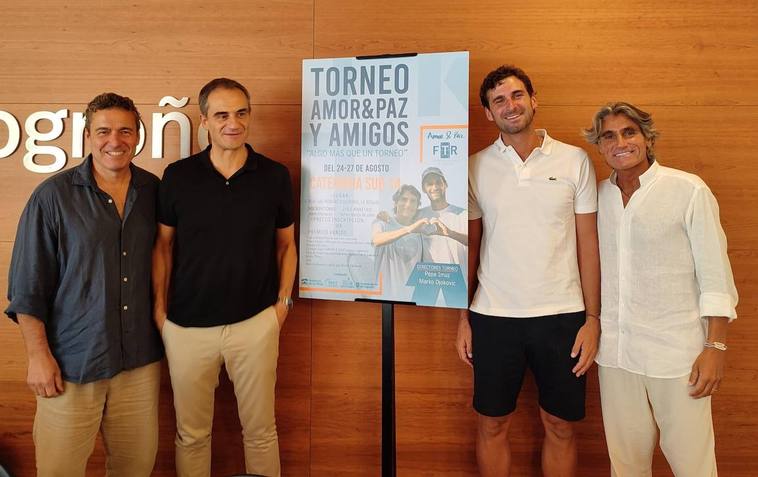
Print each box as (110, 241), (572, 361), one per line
(1, 1), (756, 475)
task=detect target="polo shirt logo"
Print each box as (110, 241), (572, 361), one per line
(549, 176), (557, 181)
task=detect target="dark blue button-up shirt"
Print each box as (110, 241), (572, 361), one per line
(6, 156), (163, 384)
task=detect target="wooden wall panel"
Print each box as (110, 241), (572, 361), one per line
(1, 0), (757, 476)
(310, 300), (381, 476)
(314, 0), (758, 107)
(0, 1), (313, 105)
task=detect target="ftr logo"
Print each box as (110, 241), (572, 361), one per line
(421, 126), (466, 163)
(433, 142), (457, 159)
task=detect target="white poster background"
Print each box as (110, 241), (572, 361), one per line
(299, 52), (469, 308)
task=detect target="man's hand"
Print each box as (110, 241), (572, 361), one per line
(154, 308), (167, 332)
(407, 218), (430, 233)
(27, 349), (64, 398)
(376, 210), (391, 223)
(428, 217), (450, 236)
(274, 301), (289, 328)
(456, 310), (473, 367)
(689, 348), (725, 398)
(571, 315), (600, 377)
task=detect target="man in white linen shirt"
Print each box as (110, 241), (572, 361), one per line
(583, 101), (738, 477)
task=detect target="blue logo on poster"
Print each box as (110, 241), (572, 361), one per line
(433, 141), (457, 159)
(406, 262), (467, 307)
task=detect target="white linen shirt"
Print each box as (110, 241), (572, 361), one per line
(596, 161), (738, 378)
(469, 130), (597, 317)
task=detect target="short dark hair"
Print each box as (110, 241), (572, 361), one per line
(84, 92), (141, 131)
(582, 102), (660, 163)
(479, 65), (535, 108)
(198, 78), (251, 115)
(392, 184), (421, 214)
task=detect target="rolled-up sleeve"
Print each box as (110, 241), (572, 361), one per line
(686, 185), (739, 320)
(6, 190), (59, 323)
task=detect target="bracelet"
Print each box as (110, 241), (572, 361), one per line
(704, 341), (727, 351)
(278, 296), (294, 311)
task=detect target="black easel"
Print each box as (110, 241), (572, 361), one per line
(356, 298), (415, 477)
(381, 302), (396, 477)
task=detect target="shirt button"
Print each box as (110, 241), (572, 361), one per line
(123, 277), (128, 282)
(108, 199), (113, 204)
(123, 305), (128, 311)
(225, 181), (230, 186)
(122, 251), (127, 256)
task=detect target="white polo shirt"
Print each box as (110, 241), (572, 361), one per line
(469, 130), (597, 317)
(596, 161), (738, 378)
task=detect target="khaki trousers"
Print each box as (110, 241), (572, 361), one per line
(598, 365), (717, 477)
(162, 306), (281, 477)
(33, 361), (160, 477)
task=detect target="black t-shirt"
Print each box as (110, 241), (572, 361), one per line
(158, 144), (294, 327)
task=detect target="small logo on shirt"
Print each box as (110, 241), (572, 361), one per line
(548, 176), (557, 181)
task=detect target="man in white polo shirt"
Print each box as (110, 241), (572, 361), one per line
(583, 102), (738, 477)
(457, 65), (600, 477)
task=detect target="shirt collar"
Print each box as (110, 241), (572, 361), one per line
(71, 155), (152, 188)
(609, 160), (659, 188)
(198, 143), (260, 173)
(493, 129), (554, 160)
(71, 155), (96, 187)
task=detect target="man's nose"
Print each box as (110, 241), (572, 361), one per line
(106, 131), (121, 145)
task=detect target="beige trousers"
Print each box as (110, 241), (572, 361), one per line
(598, 365), (717, 477)
(162, 306), (281, 477)
(33, 361), (160, 477)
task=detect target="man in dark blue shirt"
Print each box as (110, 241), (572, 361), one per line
(6, 93), (163, 477)
(153, 78), (296, 477)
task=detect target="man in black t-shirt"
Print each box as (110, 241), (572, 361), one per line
(153, 78), (297, 477)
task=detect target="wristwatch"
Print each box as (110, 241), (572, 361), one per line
(278, 296), (294, 311)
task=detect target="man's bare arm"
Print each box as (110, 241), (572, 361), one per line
(274, 224), (297, 327)
(152, 223), (176, 330)
(571, 212), (601, 377)
(689, 316), (729, 398)
(456, 218), (482, 367)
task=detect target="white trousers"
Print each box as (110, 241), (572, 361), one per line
(598, 365), (717, 477)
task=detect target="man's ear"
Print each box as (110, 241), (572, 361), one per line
(484, 106), (494, 122)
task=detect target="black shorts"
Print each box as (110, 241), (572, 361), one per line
(470, 310), (586, 421)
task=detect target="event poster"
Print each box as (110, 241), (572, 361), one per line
(298, 52), (469, 308)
